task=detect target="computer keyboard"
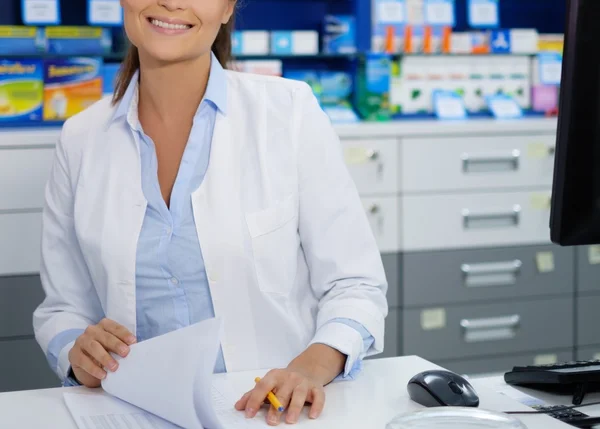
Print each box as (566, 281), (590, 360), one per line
(532, 405), (600, 428)
(505, 360), (600, 405)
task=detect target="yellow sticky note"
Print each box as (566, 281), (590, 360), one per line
(534, 354), (558, 366)
(589, 246), (600, 265)
(527, 142), (550, 159)
(536, 252), (555, 273)
(421, 308), (446, 331)
(530, 193), (551, 210)
(344, 147), (369, 165)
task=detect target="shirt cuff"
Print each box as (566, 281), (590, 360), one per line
(309, 321), (364, 379)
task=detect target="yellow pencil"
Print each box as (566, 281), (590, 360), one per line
(255, 377), (285, 412)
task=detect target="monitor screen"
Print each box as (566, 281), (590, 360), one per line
(550, 0), (600, 245)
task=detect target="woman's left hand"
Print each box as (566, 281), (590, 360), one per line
(234, 368), (326, 426)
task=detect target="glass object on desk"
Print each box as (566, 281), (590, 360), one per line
(386, 407), (527, 429)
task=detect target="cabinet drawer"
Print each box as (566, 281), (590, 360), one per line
(402, 297), (573, 361)
(576, 346), (600, 361)
(371, 308), (401, 359)
(401, 190), (551, 251)
(362, 196), (400, 253)
(0, 212), (42, 276)
(382, 253), (401, 308)
(0, 148), (53, 211)
(577, 295), (600, 347)
(438, 349), (574, 377)
(577, 246), (600, 293)
(403, 245), (574, 307)
(0, 276), (44, 338)
(0, 338), (60, 392)
(401, 134), (555, 193)
(342, 139), (399, 195)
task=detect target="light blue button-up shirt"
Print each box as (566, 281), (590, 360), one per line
(52, 53), (374, 386)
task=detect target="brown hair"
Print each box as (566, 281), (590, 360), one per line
(112, 4), (236, 104)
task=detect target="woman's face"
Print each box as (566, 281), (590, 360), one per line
(121, 0), (234, 63)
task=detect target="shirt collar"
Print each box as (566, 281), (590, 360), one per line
(111, 51), (228, 126)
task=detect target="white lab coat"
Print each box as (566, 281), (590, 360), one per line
(33, 71), (388, 382)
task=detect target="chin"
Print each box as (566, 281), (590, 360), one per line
(142, 46), (193, 64)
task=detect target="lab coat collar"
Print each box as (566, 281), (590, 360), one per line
(109, 51), (228, 128)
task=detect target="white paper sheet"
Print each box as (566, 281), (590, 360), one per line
(64, 392), (181, 429)
(63, 382), (272, 429)
(64, 318), (227, 429)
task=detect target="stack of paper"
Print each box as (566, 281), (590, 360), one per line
(63, 318), (269, 429)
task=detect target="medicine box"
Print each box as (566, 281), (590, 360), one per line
(271, 31), (319, 55)
(355, 54), (392, 121)
(323, 15), (356, 54)
(0, 59), (43, 123)
(43, 57), (103, 121)
(232, 31), (270, 55)
(46, 27), (112, 55)
(102, 63), (121, 96)
(0, 26), (45, 55)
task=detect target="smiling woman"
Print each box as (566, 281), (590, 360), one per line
(33, 0), (388, 427)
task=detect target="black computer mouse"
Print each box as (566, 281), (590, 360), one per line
(407, 370), (480, 408)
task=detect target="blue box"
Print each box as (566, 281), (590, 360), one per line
(46, 27), (112, 55)
(232, 31), (243, 55)
(0, 59), (43, 123)
(0, 26), (46, 55)
(490, 30), (511, 53)
(323, 15), (357, 54)
(102, 63), (120, 95)
(320, 72), (353, 104)
(271, 31), (293, 55)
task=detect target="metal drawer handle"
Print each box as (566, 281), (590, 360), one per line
(461, 260), (523, 288)
(462, 205), (521, 229)
(368, 204), (380, 215)
(460, 315), (521, 343)
(461, 150), (520, 173)
(366, 149), (379, 161)
(461, 260), (523, 275)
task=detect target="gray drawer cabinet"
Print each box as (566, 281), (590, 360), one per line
(402, 297), (573, 361)
(577, 246), (600, 293)
(577, 295), (600, 347)
(376, 308), (400, 359)
(0, 276), (45, 338)
(0, 338), (60, 392)
(577, 346), (600, 361)
(438, 349), (574, 377)
(382, 253), (401, 308)
(403, 245), (574, 307)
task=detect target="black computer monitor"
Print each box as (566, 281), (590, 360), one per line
(550, 0), (600, 246)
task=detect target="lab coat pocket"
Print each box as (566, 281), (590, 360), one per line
(245, 195), (299, 296)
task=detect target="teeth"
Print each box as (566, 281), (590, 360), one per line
(151, 19), (190, 30)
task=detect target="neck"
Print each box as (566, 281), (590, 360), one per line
(137, 52), (212, 124)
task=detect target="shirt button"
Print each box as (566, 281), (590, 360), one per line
(170, 277), (179, 285)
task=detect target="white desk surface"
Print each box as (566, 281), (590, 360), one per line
(0, 356), (572, 429)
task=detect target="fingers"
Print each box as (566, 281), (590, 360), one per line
(98, 329), (130, 358)
(245, 374), (279, 418)
(235, 391), (252, 411)
(266, 381), (296, 426)
(71, 350), (106, 380)
(285, 384), (309, 424)
(99, 318), (137, 345)
(86, 338), (119, 372)
(308, 387), (325, 419)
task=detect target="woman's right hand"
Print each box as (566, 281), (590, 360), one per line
(68, 318), (137, 388)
